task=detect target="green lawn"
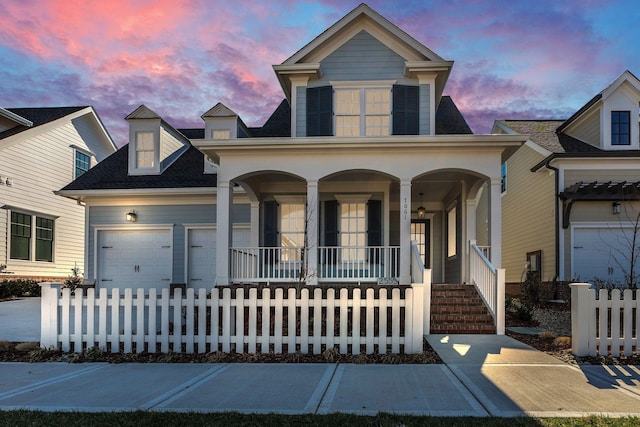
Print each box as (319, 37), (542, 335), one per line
(0, 411), (638, 426)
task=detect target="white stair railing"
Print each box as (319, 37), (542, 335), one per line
(469, 240), (505, 334)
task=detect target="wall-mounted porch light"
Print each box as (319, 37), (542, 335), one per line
(126, 210), (137, 222)
(612, 201), (621, 215)
(417, 193), (426, 218)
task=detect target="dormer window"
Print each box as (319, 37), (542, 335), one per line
(307, 84), (418, 137)
(611, 111), (630, 145)
(335, 88), (390, 136)
(135, 131), (155, 168)
(212, 129), (231, 139)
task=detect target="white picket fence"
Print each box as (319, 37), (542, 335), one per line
(570, 283), (639, 357)
(40, 282), (428, 355)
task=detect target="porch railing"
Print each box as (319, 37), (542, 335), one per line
(317, 246), (400, 282)
(230, 247), (304, 283)
(469, 241), (505, 334)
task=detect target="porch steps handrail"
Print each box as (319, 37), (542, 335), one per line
(469, 240), (505, 335)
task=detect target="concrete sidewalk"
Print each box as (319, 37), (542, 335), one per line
(0, 335), (637, 416)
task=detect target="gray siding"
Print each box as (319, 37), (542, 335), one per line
(296, 88), (306, 137)
(315, 31), (410, 84)
(87, 203), (250, 281)
(419, 84), (430, 135)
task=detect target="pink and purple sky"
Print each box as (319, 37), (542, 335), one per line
(1, 1), (639, 145)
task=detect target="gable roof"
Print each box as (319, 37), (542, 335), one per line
(273, 3), (453, 102)
(556, 70), (640, 133)
(0, 106), (87, 140)
(435, 96), (472, 135)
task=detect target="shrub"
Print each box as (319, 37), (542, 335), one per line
(0, 279), (41, 298)
(63, 265), (83, 293)
(15, 342), (40, 352)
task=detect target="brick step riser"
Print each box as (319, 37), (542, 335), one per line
(430, 298), (485, 306)
(431, 306), (489, 314)
(431, 315), (494, 324)
(430, 324), (496, 333)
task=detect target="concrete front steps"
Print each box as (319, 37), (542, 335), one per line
(430, 284), (496, 334)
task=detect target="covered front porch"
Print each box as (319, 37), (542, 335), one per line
(191, 134), (517, 287)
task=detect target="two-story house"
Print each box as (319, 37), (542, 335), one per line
(0, 106), (116, 281)
(57, 2), (524, 330)
(495, 70), (640, 290)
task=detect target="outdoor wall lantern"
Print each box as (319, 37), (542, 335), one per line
(612, 201), (621, 215)
(126, 210), (137, 222)
(417, 193), (426, 218)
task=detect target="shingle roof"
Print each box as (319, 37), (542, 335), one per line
(435, 96), (473, 134)
(64, 96), (475, 192)
(0, 106), (87, 140)
(499, 120), (602, 153)
(60, 144), (216, 191)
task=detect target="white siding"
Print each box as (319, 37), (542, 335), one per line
(159, 127), (185, 165)
(0, 121), (95, 278)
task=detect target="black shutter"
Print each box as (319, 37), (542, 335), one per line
(367, 200), (382, 264)
(367, 200), (382, 246)
(324, 200), (338, 246)
(307, 86), (333, 136)
(392, 85), (419, 135)
(263, 200), (278, 265)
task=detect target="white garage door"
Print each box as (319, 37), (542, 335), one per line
(98, 229), (172, 291)
(573, 227), (631, 285)
(187, 227), (251, 289)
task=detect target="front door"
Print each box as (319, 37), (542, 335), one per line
(411, 219), (430, 268)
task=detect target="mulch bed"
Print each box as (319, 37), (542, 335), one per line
(0, 337), (442, 364)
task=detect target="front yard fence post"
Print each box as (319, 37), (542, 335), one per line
(570, 282), (592, 356)
(39, 282), (61, 349)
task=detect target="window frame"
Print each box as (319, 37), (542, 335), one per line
(135, 131), (156, 169)
(9, 210), (55, 263)
(74, 150), (91, 179)
(332, 81), (394, 137)
(501, 162), (507, 194)
(611, 111), (631, 146)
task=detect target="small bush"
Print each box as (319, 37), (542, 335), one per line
(322, 347), (340, 362)
(0, 340), (14, 352)
(84, 346), (105, 361)
(538, 330), (557, 341)
(554, 336), (571, 348)
(0, 279), (41, 298)
(15, 342), (39, 352)
(29, 347), (56, 362)
(380, 353), (402, 364)
(206, 351), (226, 363)
(352, 353), (368, 364)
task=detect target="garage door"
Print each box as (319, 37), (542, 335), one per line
(187, 227), (251, 289)
(97, 229), (172, 291)
(573, 227), (631, 285)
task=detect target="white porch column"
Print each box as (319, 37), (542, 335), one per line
(465, 198), (477, 283)
(250, 201), (260, 247)
(489, 178), (502, 268)
(306, 180), (319, 285)
(399, 179), (412, 284)
(216, 180), (233, 285)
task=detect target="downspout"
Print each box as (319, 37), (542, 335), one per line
(544, 159), (560, 281)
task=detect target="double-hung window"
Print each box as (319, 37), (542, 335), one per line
(340, 201), (367, 261)
(279, 202), (305, 261)
(335, 87), (391, 137)
(135, 131), (155, 168)
(75, 150), (90, 179)
(10, 212), (54, 262)
(611, 111), (630, 145)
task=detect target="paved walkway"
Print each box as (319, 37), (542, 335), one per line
(0, 299), (639, 416)
(0, 298), (40, 342)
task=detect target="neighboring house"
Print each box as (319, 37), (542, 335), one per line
(495, 70), (640, 289)
(0, 106), (116, 281)
(57, 4), (524, 293)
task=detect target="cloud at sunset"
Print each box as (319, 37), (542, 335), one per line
(1, 0), (639, 142)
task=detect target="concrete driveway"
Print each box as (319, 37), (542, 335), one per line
(0, 298), (40, 342)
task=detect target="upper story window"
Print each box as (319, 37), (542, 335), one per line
(212, 129), (230, 139)
(10, 211), (54, 262)
(307, 84), (418, 137)
(335, 88), (391, 137)
(135, 131), (155, 168)
(501, 162), (507, 193)
(611, 111), (630, 145)
(75, 150), (90, 179)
